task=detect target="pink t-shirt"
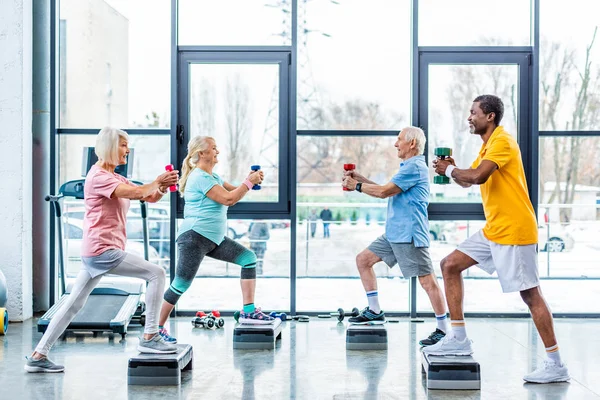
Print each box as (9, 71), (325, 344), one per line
(81, 165), (132, 256)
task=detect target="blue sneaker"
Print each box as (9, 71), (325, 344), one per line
(239, 307), (275, 325)
(159, 328), (177, 344)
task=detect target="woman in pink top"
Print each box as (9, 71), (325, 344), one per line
(26, 127), (179, 373)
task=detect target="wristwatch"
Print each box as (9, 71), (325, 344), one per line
(355, 182), (362, 192)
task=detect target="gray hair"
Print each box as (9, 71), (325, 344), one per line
(95, 127), (129, 165)
(401, 126), (426, 155)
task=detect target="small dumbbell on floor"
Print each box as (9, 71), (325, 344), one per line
(270, 311), (288, 321)
(433, 147), (453, 185)
(196, 310), (224, 328)
(317, 307), (360, 322)
(191, 316), (215, 329)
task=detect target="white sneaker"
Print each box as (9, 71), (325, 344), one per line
(523, 360), (570, 383)
(421, 335), (473, 356)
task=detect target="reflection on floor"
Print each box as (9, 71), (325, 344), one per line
(0, 318), (598, 399)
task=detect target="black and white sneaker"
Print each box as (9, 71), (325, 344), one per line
(419, 328), (446, 346)
(348, 307), (386, 325)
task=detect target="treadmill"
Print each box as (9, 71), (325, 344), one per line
(38, 150), (150, 339)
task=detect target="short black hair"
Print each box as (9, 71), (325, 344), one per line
(473, 95), (504, 125)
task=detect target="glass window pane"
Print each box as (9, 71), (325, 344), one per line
(539, 137), (600, 278)
(188, 64), (280, 202)
(58, 134), (172, 276)
(58, 134), (171, 185)
(540, 0), (600, 131)
(59, 0), (171, 128)
(175, 219), (291, 311)
(419, 0), (531, 46)
(297, 136), (400, 196)
(62, 200), (171, 277)
(427, 64), (519, 203)
(297, 134), (412, 312)
(297, 0), (411, 130)
(178, 0), (291, 46)
(417, 278), (600, 313)
(419, 218), (599, 313)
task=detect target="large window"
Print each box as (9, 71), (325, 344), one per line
(59, 0), (171, 128)
(418, 0), (531, 46)
(536, 0), (600, 314)
(297, 0), (411, 130)
(51, 1), (600, 316)
(426, 64), (519, 203)
(178, 0), (291, 46)
(57, 134), (172, 278)
(176, 219), (291, 311)
(539, 0), (600, 131)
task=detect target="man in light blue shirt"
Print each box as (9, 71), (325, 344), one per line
(342, 126), (449, 346)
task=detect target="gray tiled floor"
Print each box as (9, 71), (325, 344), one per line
(1, 317), (598, 399)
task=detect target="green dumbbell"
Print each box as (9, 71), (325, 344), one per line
(434, 147), (453, 185)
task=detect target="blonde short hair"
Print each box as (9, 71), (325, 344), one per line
(95, 127), (129, 165)
(401, 126), (426, 155)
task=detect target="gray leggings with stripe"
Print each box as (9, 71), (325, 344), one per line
(164, 230), (257, 305)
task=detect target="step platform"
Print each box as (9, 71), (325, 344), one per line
(346, 324), (388, 350)
(128, 344), (193, 386)
(421, 352), (481, 390)
(233, 319), (282, 349)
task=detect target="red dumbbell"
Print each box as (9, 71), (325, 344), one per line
(165, 164), (178, 192)
(343, 163), (356, 191)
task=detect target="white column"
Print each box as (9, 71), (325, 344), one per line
(0, 0), (33, 321)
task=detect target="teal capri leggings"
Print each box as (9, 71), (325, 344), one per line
(164, 230), (257, 305)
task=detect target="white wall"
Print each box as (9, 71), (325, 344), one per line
(0, 0), (33, 321)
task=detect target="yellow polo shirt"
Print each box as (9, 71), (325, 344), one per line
(471, 126), (538, 245)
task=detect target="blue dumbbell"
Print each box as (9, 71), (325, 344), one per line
(250, 165), (261, 190)
(269, 311), (287, 321)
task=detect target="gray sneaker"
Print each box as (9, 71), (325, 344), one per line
(137, 333), (177, 354)
(24, 356), (65, 373)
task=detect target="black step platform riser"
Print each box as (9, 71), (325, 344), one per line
(128, 344), (193, 386)
(422, 353), (481, 390)
(346, 325), (388, 350)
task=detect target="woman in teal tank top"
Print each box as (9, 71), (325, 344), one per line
(157, 136), (275, 343)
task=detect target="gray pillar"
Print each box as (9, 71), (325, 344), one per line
(32, 0), (51, 311)
(0, 0), (34, 321)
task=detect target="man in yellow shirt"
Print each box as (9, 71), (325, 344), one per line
(423, 95), (569, 384)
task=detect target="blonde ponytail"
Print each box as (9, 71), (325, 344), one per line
(178, 136), (215, 195)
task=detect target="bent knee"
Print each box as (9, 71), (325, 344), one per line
(356, 252), (374, 269)
(440, 256), (461, 275)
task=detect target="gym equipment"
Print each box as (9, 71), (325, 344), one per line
(326, 307), (360, 322)
(269, 311), (287, 321)
(291, 315), (310, 322)
(433, 148), (453, 185)
(343, 163), (356, 191)
(0, 269), (7, 334)
(233, 318), (282, 349)
(250, 165), (261, 190)
(421, 353), (481, 390)
(191, 316), (215, 329)
(128, 344), (193, 386)
(38, 175), (148, 339)
(82, 146), (134, 178)
(346, 324), (388, 350)
(164, 165), (178, 192)
(196, 311), (224, 328)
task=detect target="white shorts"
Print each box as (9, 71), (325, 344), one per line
(457, 230), (540, 293)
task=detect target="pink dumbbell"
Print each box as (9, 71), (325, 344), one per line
(165, 164), (177, 192)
